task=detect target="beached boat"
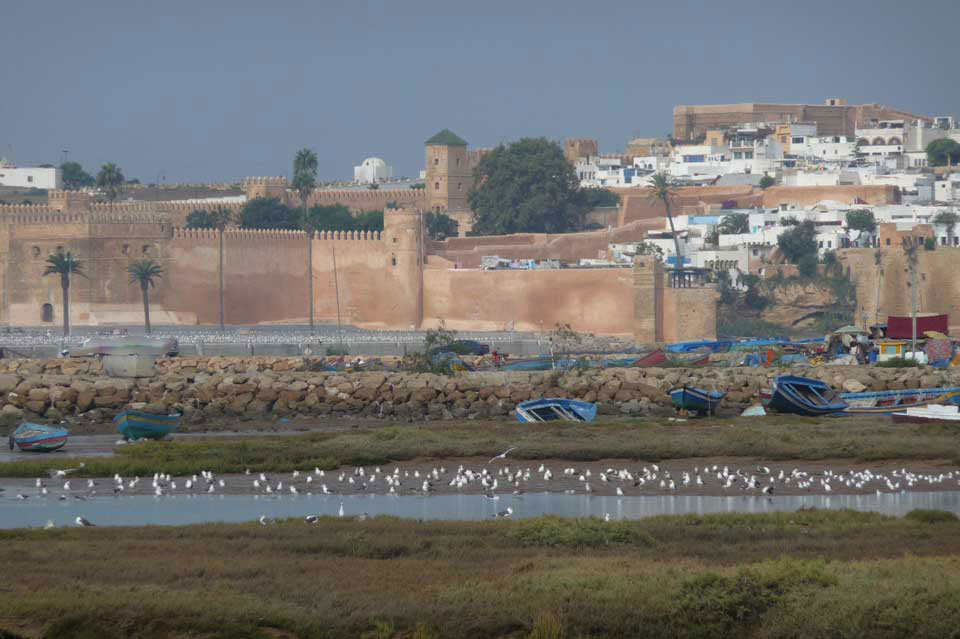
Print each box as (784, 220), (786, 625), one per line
(838, 387), (960, 416)
(668, 386), (726, 415)
(502, 357), (578, 372)
(769, 375), (848, 416)
(634, 348), (668, 367)
(9, 422), (69, 452)
(892, 404), (960, 424)
(668, 353), (710, 367)
(114, 411), (181, 441)
(516, 399), (597, 423)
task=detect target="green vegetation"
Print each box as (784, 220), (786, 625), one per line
(2, 511), (960, 638)
(846, 208), (877, 234)
(777, 219), (817, 263)
(649, 173), (683, 268)
(934, 210), (958, 246)
(582, 187), (621, 208)
(294, 148), (319, 331)
(468, 138), (588, 235)
(126, 258), (163, 334)
(95, 162), (125, 203)
(905, 508), (959, 523)
(42, 251), (85, 337)
(926, 138), (960, 167)
(239, 196), (300, 229)
(424, 211), (458, 240)
(717, 212), (749, 235)
(59, 161), (95, 190)
(758, 174), (775, 189)
(875, 357), (921, 368)
(3, 416), (960, 478)
(718, 315), (791, 339)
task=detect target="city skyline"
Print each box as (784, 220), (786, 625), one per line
(3, 0), (958, 184)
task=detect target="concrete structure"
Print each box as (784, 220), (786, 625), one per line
(0, 161), (60, 189)
(564, 138), (599, 164)
(353, 157), (393, 184)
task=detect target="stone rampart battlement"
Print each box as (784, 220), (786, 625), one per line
(314, 229), (383, 241)
(169, 227), (384, 243)
(241, 177), (288, 186)
(0, 209), (166, 226)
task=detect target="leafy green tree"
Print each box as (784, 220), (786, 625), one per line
(933, 211), (958, 246)
(355, 210), (384, 233)
(797, 253), (819, 278)
(780, 216), (800, 226)
(305, 204), (356, 232)
(926, 139), (960, 167)
(59, 162), (95, 190)
(582, 188), (620, 208)
(468, 138), (587, 235)
(239, 197), (299, 229)
(425, 212), (458, 240)
(185, 209), (215, 228)
(293, 149), (318, 331)
(649, 173), (683, 269)
(96, 163), (125, 203)
(717, 212), (749, 235)
(845, 209), (876, 234)
(410, 183), (425, 190)
(758, 175), (776, 189)
(127, 259), (163, 334)
(207, 207), (234, 331)
(777, 220), (818, 263)
(42, 251), (85, 336)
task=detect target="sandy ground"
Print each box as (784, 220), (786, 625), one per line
(2, 456), (958, 500)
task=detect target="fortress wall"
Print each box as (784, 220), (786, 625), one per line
(307, 188), (426, 213)
(761, 185), (898, 208)
(421, 267), (635, 335)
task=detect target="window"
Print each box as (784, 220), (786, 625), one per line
(792, 137), (804, 144)
(457, 182), (462, 191)
(827, 241), (832, 248)
(434, 158), (439, 166)
(886, 238), (891, 246)
(745, 152), (754, 159)
(434, 182), (440, 190)
(142, 244), (150, 255)
(391, 256), (397, 266)
(455, 158), (460, 166)
(122, 244), (130, 255)
(27, 176), (33, 183)
(818, 241), (823, 248)
(733, 152), (742, 160)
(41, 304), (53, 323)
(31, 246), (40, 257)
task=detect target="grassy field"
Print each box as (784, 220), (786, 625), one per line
(2, 416), (960, 478)
(0, 510), (959, 638)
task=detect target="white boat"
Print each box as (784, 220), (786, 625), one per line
(891, 404), (960, 424)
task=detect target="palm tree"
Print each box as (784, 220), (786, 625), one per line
(933, 211), (958, 247)
(648, 173), (683, 272)
(127, 259), (163, 334)
(208, 207), (234, 331)
(42, 252), (85, 337)
(292, 149), (318, 331)
(96, 163), (125, 205)
(717, 212), (749, 236)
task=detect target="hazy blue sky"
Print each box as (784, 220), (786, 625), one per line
(3, 0), (957, 183)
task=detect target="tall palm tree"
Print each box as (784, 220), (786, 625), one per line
(96, 163), (125, 205)
(208, 207), (234, 331)
(292, 148), (318, 331)
(648, 173), (683, 272)
(904, 242), (919, 354)
(127, 259), (163, 334)
(42, 252), (85, 337)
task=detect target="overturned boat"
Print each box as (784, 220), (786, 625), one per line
(9, 422), (69, 452)
(769, 375), (847, 416)
(668, 386), (726, 416)
(516, 399), (597, 423)
(892, 404), (960, 424)
(114, 410), (181, 441)
(839, 387), (960, 416)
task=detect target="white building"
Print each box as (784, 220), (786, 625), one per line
(0, 160), (60, 189)
(353, 157), (393, 184)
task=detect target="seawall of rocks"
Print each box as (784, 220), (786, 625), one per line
(0, 357), (955, 422)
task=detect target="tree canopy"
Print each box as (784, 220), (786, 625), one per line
(239, 197), (300, 230)
(127, 258), (163, 289)
(60, 162), (95, 190)
(292, 148), (318, 204)
(468, 138), (587, 235)
(582, 188), (620, 208)
(845, 209), (876, 233)
(96, 163), (125, 202)
(717, 213), (749, 235)
(926, 139), (960, 167)
(759, 175), (776, 189)
(186, 207), (234, 230)
(425, 212), (458, 240)
(777, 220), (818, 263)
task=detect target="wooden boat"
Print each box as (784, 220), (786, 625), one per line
(667, 353), (710, 367)
(892, 404), (960, 424)
(9, 422), (69, 452)
(769, 375), (848, 416)
(114, 410), (181, 441)
(668, 386), (726, 415)
(635, 348), (668, 367)
(838, 387), (960, 416)
(503, 357), (578, 372)
(516, 399), (597, 423)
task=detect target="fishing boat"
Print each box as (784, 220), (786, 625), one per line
(768, 375), (848, 416)
(667, 353), (710, 367)
(892, 404), (960, 424)
(114, 410), (181, 441)
(502, 357), (579, 372)
(635, 348), (668, 367)
(668, 386), (726, 415)
(9, 422), (69, 452)
(516, 398), (597, 423)
(838, 387), (960, 416)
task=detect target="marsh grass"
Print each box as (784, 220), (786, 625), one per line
(2, 415), (959, 478)
(1, 512), (960, 638)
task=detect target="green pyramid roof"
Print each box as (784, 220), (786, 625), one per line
(425, 129), (467, 146)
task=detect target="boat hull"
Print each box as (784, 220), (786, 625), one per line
(769, 375), (847, 416)
(11, 422), (69, 452)
(114, 411), (181, 441)
(516, 399), (597, 423)
(838, 387), (960, 416)
(668, 386), (725, 415)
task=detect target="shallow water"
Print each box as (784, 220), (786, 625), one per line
(3, 491), (960, 529)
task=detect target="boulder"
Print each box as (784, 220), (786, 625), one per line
(841, 379), (866, 393)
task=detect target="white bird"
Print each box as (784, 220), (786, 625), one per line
(305, 515), (318, 523)
(338, 503), (344, 517)
(75, 516), (95, 527)
(616, 487), (624, 496)
(258, 515), (269, 526)
(44, 520), (55, 530)
(494, 507), (513, 518)
(604, 513), (611, 522)
(488, 447), (517, 464)
(290, 485), (299, 495)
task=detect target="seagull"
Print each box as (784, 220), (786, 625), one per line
(338, 503), (345, 518)
(44, 520), (55, 530)
(494, 507), (514, 518)
(488, 447), (517, 465)
(75, 516), (95, 527)
(258, 515), (269, 526)
(304, 515), (319, 523)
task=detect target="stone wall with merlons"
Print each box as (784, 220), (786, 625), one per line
(0, 357), (953, 422)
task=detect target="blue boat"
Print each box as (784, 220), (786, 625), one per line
(516, 399), (597, 423)
(114, 411), (181, 441)
(668, 386), (726, 415)
(503, 358), (579, 372)
(9, 422), (69, 452)
(838, 386), (960, 416)
(769, 375), (848, 416)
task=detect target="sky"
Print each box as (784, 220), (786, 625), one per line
(3, 0), (958, 184)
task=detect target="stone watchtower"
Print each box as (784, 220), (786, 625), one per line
(382, 207), (424, 329)
(424, 129), (472, 214)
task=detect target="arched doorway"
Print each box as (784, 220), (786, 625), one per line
(41, 303), (53, 323)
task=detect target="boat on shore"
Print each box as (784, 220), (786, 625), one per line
(9, 422), (69, 452)
(114, 411), (181, 441)
(892, 404), (960, 424)
(839, 387), (960, 415)
(516, 399), (597, 423)
(668, 386), (726, 415)
(769, 375), (848, 416)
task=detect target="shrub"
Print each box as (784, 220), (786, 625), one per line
(875, 357), (920, 368)
(506, 516), (656, 549)
(797, 253), (819, 278)
(905, 509), (958, 523)
(530, 611), (566, 639)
